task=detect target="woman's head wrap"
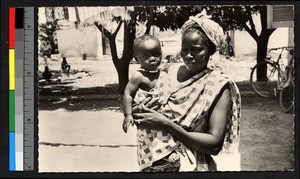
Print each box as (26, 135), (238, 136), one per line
(181, 9), (224, 48)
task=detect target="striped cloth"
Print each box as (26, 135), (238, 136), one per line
(134, 66), (241, 171)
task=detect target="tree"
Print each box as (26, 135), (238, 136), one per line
(38, 21), (58, 62)
(84, 6), (201, 93)
(84, 7), (135, 93)
(204, 5), (276, 81)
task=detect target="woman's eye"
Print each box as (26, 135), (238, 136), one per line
(191, 47), (203, 54)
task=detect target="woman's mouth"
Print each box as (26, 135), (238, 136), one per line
(185, 62), (195, 67)
(149, 60), (157, 65)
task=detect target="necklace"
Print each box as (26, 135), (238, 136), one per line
(139, 67), (159, 73)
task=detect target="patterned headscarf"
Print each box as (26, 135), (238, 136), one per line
(181, 9), (224, 48)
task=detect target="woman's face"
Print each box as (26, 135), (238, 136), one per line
(181, 31), (211, 73)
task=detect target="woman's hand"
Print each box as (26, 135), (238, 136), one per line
(132, 104), (170, 131)
(141, 96), (160, 111)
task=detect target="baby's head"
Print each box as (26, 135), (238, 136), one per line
(133, 34), (162, 71)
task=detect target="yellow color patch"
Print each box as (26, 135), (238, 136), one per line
(9, 49), (15, 90)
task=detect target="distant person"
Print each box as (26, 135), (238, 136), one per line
(122, 34), (181, 172)
(228, 45), (234, 57)
(42, 66), (52, 83)
(51, 39), (59, 54)
(224, 32), (234, 58)
(61, 57), (71, 73)
(44, 41), (52, 58)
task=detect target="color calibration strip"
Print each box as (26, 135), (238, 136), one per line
(9, 7), (35, 171)
(9, 7), (16, 171)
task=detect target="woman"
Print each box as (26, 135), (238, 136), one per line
(132, 10), (241, 172)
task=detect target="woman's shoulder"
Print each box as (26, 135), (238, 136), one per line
(208, 69), (232, 82)
(207, 69), (241, 100)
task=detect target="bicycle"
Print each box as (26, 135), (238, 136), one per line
(250, 46), (294, 113)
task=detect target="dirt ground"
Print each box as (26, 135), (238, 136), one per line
(38, 86), (294, 172)
(239, 95), (294, 171)
(38, 56), (295, 172)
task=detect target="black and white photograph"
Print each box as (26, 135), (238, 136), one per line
(37, 4), (294, 173)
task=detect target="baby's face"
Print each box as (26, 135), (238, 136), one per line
(135, 39), (162, 71)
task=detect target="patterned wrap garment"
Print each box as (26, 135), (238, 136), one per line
(134, 65), (241, 171)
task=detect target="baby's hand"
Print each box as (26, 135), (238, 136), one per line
(122, 116), (134, 133)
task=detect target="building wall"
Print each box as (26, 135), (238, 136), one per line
(57, 27), (99, 58)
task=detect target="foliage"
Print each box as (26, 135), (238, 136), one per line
(133, 6), (202, 32)
(203, 5), (275, 43)
(204, 5), (260, 32)
(38, 21), (58, 57)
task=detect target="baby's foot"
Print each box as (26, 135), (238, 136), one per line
(167, 152), (180, 162)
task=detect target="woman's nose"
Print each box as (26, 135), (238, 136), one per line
(149, 56), (158, 60)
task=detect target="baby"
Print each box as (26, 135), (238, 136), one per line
(122, 34), (180, 171)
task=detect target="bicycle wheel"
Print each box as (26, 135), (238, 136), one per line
(279, 84), (294, 113)
(250, 61), (279, 98)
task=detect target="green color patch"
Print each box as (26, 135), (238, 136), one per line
(9, 90), (15, 132)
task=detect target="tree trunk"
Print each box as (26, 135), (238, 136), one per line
(74, 7), (80, 24)
(107, 35), (126, 94)
(255, 6), (276, 81)
(110, 42), (130, 93)
(117, 21), (135, 94)
(110, 21), (136, 94)
(256, 35), (269, 81)
(145, 7), (154, 34)
(94, 16), (134, 94)
(115, 61), (130, 94)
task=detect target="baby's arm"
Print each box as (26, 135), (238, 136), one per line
(122, 72), (142, 133)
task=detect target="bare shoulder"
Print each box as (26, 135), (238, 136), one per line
(128, 71), (144, 85)
(210, 83), (231, 114)
(218, 87), (230, 105)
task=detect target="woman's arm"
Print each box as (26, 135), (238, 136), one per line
(167, 86), (230, 155)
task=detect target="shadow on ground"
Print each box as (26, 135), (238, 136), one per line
(39, 82), (122, 111)
(39, 83), (120, 96)
(39, 97), (123, 112)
